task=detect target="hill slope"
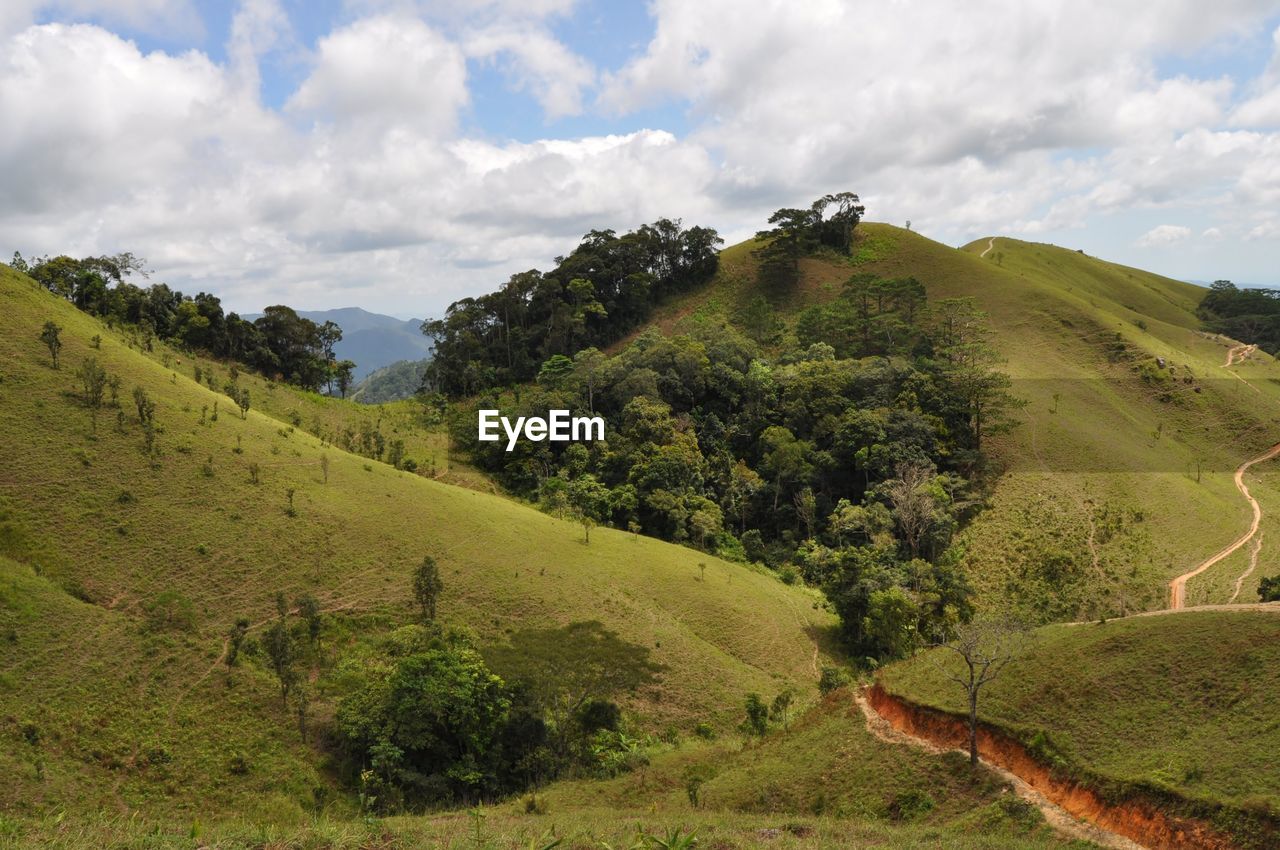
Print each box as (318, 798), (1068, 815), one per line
(0, 264), (834, 820)
(635, 223), (1280, 619)
(880, 609), (1280, 846)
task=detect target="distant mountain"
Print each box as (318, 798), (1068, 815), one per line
(244, 307), (433, 381)
(350, 358), (431, 404)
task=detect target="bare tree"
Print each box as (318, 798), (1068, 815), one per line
(886, 461), (936, 559)
(930, 618), (1026, 766)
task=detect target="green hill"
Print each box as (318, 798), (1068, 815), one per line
(0, 264), (836, 821)
(880, 610), (1280, 846)
(630, 223), (1280, 620)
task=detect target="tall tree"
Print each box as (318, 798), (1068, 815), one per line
(39, 321), (62, 368)
(412, 556), (444, 623)
(930, 618), (1025, 766)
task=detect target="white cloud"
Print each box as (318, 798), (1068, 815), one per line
(464, 25), (594, 119)
(4, 1), (1280, 319)
(287, 15), (467, 135)
(1136, 224), (1193, 247)
(0, 0), (203, 39)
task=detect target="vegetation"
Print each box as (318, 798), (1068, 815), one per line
(882, 612), (1280, 846)
(350, 357), (431, 404)
(1197, 280), (1280, 353)
(437, 200), (1017, 663)
(424, 218), (723, 395)
(12, 251), (352, 392)
(0, 258), (833, 828)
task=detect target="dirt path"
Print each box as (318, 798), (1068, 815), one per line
(980, 236), (997, 258)
(1229, 533), (1264, 603)
(1168, 442), (1280, 609)
(1223, 343), (1256, 367)
(854, 691), (1145, 849)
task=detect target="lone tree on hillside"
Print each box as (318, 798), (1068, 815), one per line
(930, 618), (1026, 766)
(76, 357), (108, 432)
(39, 321), (62, 368)
(264, 614), (297, 708)
(295, 593), (321, 647)
(226, 617), (250, 668)
(412, 556), (444, 623)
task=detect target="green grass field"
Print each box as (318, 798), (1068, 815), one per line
(0, 264), (841, 826)
(881, 611), (1280, 823)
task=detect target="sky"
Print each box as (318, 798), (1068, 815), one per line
(2, 1), (1280, 320)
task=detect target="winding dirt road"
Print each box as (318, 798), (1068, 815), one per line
(1168, 442), (1280, 609)
(979, 236), (997, 258)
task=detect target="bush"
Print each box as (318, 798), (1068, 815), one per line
(144, 591), (197, 633)
(818, 665), (852, 695)
(886, 788), (934, 821)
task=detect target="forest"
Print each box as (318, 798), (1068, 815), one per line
(1197, 279), (1280, 353)
(423, 219), (723, 396)
(432, 194), (1021, 663)
(9, 252), (356, 394)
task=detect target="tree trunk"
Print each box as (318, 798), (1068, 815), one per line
(968, 688), (980, 766)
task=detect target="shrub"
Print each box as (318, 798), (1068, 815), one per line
(886, 788), (934, 821)
(742, 693), (769, 736)
(818, 665), (852, 695)
(144, 591), (197, 633)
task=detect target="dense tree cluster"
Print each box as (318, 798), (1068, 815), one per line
(754, 192), (865, 288)
(423, 197), (1019, 662)
(1197, 280), (1280, 354)
(335, 621), (660, 808)
(10, 251), (354, 393)
(448, 282), (1016, 661)
(423, 220), (722, 396)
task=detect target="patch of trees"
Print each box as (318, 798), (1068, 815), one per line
(10, 251), (354, 393)
(1197, 280), (1280, 354)
(754, 192), (865, 289)
(1259, 575), (1280, 602)
(335, 620), (662, 809)
(447, 274), (1017, 662)
(423, 219), (723, 396)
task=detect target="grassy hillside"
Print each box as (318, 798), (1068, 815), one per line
(0, 264), (837, 821)
(632, 223), (1280, 619)
(0, 682), (1083, 849)
(881, 611), (1280, 826)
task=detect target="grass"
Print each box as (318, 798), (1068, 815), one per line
(632, 223), (1280, 620)
(881, 611), (1280, 813)
(0, 692), (1085, 849)
(0, 264), (838, 821)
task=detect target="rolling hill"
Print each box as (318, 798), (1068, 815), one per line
(7, 221), (1280, 848)
(630, 223), (1280, 621)
(0, 263), (835, 822)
